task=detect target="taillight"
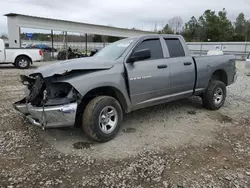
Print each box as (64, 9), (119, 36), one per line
(39, 49), (43, 56)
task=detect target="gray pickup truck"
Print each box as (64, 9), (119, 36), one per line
(14, 34), (237, 142)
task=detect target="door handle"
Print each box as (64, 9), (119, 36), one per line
(183, 62), (192, 66)
(157, 64), (168, 69)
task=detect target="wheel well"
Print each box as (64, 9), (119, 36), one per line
(211, 70), (228, 86)
(15, 55), (32, 64)
(75, 86), (127, 127)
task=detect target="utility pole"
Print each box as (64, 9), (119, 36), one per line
(85, 33), (88, 55)
(154, 22), (157, 32)
(64, 31), (68, 60)
(51, 30), (54, 59)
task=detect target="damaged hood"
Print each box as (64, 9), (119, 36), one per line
(31, 57), (115, 78)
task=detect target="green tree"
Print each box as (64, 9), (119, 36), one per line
(182, 8), (234, 42)
(199, 10), (221, 41)
(235, 13), (246, 35)
(233, 13), (250, 41)
(245, 20), (250, 41)
(217, 8), (234, 41)
(181, 16), (203, 41)
(158, 24), (174, 34)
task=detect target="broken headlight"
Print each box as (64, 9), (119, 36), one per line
(43, 82), (80, 106)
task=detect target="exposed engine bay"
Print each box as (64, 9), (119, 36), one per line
(13, 74), (82, 129)
(20, 74), (81, 107)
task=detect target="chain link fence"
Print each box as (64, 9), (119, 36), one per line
(4, 39), (250, 60)
(187, 42), (250, 60)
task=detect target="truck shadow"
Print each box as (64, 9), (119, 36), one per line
(42, 96), (204, 143)
(123, 96), (203, 123)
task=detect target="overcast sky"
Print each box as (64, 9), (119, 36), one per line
(0, 0), (250, 34)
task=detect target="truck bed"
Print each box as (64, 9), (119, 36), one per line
(193, 54), (236, 93)
(4, 48), (43, 63)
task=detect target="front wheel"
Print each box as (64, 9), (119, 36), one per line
(82, 96), (123, 142)
(202, 80), (227, 110)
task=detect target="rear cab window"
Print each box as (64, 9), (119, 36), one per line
(164, 38), (185, 58)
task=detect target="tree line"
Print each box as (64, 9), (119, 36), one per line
(159, 9), (250, 42)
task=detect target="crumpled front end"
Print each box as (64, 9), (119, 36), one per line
(13, 74), (81, 129)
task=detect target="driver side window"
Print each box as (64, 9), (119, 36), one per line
(133, 39), (163, 60)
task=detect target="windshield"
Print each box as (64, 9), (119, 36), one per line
(94, 38), (135, 60)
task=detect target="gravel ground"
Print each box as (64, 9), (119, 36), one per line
(0, 61), (250, 188)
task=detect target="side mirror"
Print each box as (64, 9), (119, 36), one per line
(128, 49), (151, 63)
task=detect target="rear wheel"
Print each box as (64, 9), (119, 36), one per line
(202, 80), (226, 110)
(14, 56), (31, 69)
(82, 96), (123, 142)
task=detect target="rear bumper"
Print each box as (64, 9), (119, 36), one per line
(13, 100), (77, 128)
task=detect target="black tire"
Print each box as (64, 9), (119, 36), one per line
(202, 80), (227, 110)
(82, 96), (123, 142)
(14, 56), (31, 69)
(57, 52), (61, 60)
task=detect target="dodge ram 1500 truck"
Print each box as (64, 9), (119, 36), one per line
(0, 39), (43, 69)
(13, 34), (237, 142)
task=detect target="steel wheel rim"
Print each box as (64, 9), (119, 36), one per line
(99, 106), (118, 134)
(213, 87), (223, 105)
(19, 59), (28, 68)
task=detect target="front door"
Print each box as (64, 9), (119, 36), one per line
(125, 38), (171, 109)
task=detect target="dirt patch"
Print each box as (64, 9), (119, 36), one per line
(208, 111), (234, 124)
(122, 127), (137, 133)
(187, 110), (197, 115)
(73, 142), (93, 149)
(219, 114), (234, 124)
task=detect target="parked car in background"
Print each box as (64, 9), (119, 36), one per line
(57, 48), (88, 60)
(14, 34), (237, 142)
(0, 39), (43, 69)
(24, 44), (33, 48)
(25, 44), (57, 52)
(90, 48), (99, 56)
(246, 53), (250, 76)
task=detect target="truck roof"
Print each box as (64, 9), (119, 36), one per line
(130, 34), (183, 38)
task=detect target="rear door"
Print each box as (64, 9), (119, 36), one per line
(0, 39), (5, 62)
(125, 37), (171, 109)
(164, 38), (196, 97)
